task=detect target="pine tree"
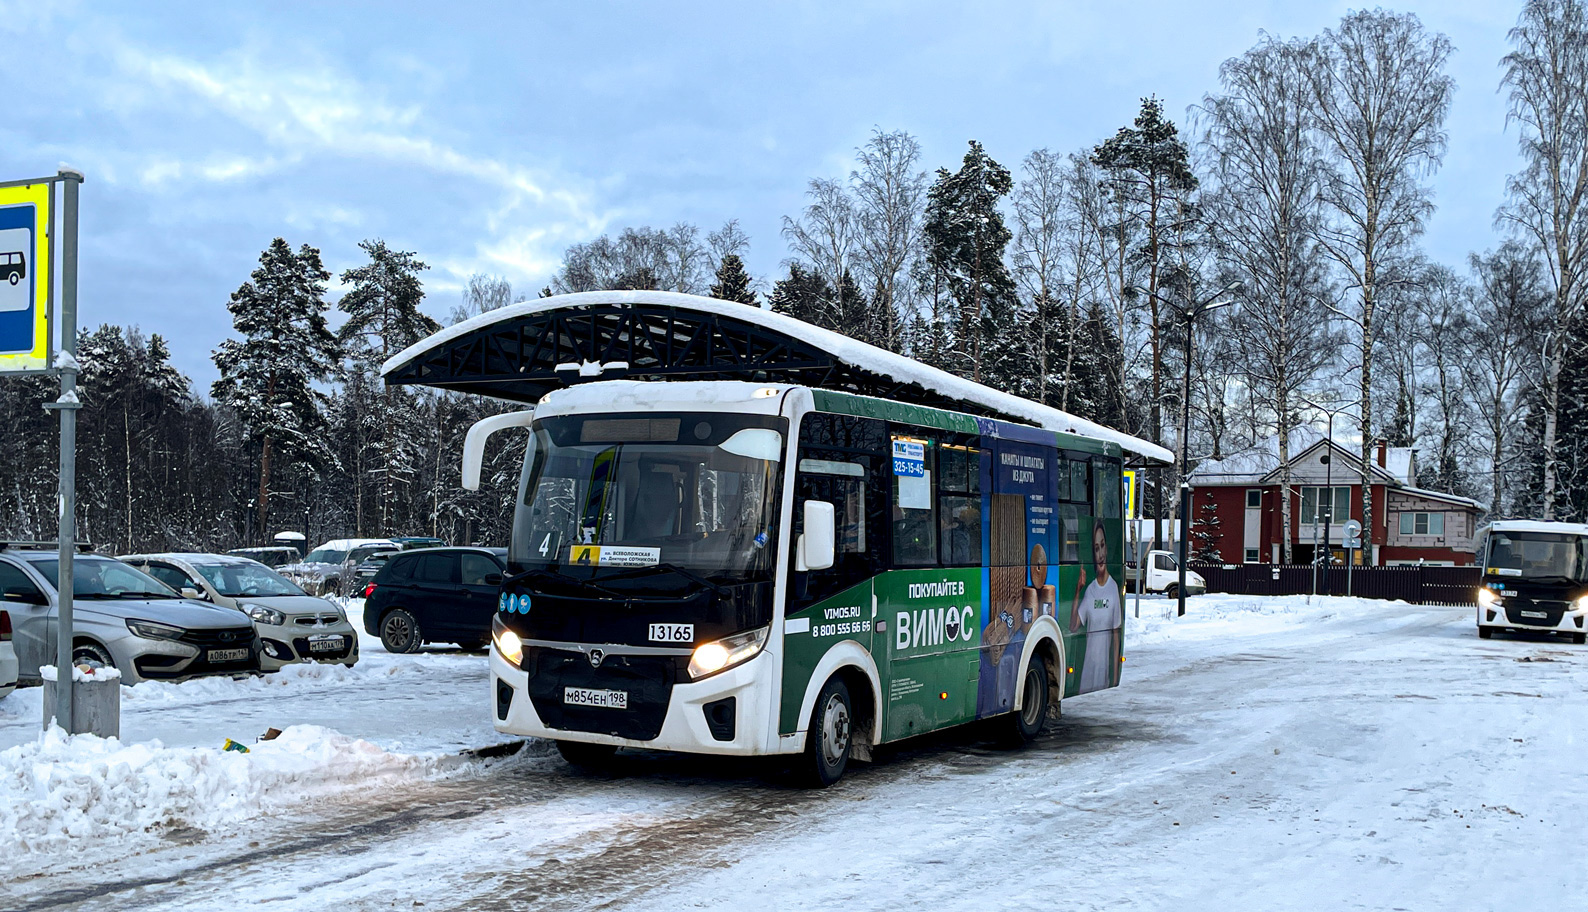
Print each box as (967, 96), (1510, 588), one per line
(923, 141), (1018, 384)
(709, 253), (759, 305)
(1092, 97), (1197, 447)
(212, 238), (340, 539)
(770, 263), (834, 326)
(338, 239), (440, 535)
(1191, 490), (1224, 562)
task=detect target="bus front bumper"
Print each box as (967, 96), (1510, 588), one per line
(489, 647), (783, 756)
(1478, 602), (1588, 635)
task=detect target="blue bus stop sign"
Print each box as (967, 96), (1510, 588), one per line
(0, 181), (51, 373)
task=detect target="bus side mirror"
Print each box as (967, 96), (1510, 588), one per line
(462, 410), (537, 491)
(799, 501), (836, 572)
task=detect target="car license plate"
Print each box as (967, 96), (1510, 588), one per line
(208, 647), (250, 663)
(308, 635), (345, 653)
(1521, 610), (1548, 619)
(564, 687), (628, 709)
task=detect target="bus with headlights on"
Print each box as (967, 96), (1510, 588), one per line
(474, 378), (1142, 786)
(1476, 520), (1588, 644)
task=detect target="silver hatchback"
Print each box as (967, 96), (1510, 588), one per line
(120, 553), (359, 671)
(0, 549), (260, 684)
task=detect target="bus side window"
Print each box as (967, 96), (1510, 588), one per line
(1093, 456), (1121, 519)
(939, 439), (981, 566)
(792, 413), (888, 606)
(891, 433), (937, 567)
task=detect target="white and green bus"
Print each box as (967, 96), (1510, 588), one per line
(388, 291), (1169, 786)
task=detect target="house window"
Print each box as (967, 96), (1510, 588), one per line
(1300, 486), (1350, 523)
(1398, 512), (1445, 536)
(1246, 489), (1262, 508)
(1244, 547), (1260, 563)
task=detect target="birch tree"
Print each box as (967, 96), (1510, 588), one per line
(1203, 35), (1336, 563)
(852, 129), (927, 351)
(1306, 10), (1453, 554)
(1499, 0), (1588, 518)
(1464, 242), (1549, 515)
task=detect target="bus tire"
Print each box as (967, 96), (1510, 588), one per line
(1000, 653), (1050, 747)
(801, 676), (852, 788)
(557, 740), (618, 768)
(1478, 627), (1493, 639)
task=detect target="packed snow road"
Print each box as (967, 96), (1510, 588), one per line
(4, 595), (1584, 911)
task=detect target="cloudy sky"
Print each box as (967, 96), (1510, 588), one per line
(1, 0), (1519, 387)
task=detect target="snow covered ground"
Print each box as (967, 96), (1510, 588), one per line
(3, 593), (1585, 911)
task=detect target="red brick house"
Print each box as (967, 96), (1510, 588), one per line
(1186, 427), (1485, 566)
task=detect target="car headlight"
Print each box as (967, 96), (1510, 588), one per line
(242, 603), (287, 626)
(1572, 595), (1588, 614)
(687, 627), (769, 680)
(1478, 587), (1500, 609)
(127, 619), (185, 640)
(492, 614), (523, 667)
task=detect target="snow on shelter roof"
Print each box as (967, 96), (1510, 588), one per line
(382, 291), (1173, 464)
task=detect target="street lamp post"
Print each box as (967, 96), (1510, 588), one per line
(1298, 395), (1357, 597)
(1174, 280), (1242, 618)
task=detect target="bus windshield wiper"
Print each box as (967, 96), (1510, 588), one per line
(1517, 574), (1579, 585)
(604, 562), (732, 598)
(505, 566), (623, 598)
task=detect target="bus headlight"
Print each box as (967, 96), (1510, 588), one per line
(492, 615), (524, 667)
(688, 627), (768, 680)
(1477, 587), (1500, 609)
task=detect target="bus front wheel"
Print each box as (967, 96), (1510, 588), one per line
(801, 676), (852, 788)
(1000, 653), (1050, 747)
(557, 740), (618, 768)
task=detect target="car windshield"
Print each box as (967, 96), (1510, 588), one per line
(512, 412), (785, 580)
(192, 561), (306, 597)
(29, 556), (181, 599)
(303, 548), (348, 564)
(1485, 532), (1588, 581)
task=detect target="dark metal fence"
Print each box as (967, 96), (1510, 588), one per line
(1187, 563), (1480, 606)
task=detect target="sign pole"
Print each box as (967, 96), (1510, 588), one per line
(50, 170), (83, 732)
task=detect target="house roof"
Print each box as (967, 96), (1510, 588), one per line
(1189, 427), (1415, 487)
(1395, 485), (1484, 512)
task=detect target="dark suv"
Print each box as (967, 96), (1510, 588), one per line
(363, 547), (505, 653)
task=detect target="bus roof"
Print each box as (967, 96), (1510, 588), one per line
(381, 291), (1171, 465)
(1480, 520), (1588, 537)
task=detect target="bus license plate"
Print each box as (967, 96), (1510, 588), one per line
(308, 634), (345, 653)
(564, 687), (628, 709)
(208, 648), (250, 663)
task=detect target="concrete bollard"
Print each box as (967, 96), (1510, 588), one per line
(41, 664), (121, 739)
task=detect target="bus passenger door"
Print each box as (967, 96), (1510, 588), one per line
(777, 422), (886, 738)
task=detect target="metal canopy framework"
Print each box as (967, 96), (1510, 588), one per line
(383, 291), (1173, 465)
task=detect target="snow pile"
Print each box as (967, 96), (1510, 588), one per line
(118, 655), (450, 707)
(39, 664), (122, 683)
(0, 724), (451, 854)
(1128, 592), (1414, 645)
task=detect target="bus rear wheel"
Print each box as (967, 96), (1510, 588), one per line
(1000, 653), (1050, 747)
(800, 676), (852, 788)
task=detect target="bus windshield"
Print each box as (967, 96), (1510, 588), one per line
(512, 412), (785, 581)
(1485, 532), (1588, 581)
